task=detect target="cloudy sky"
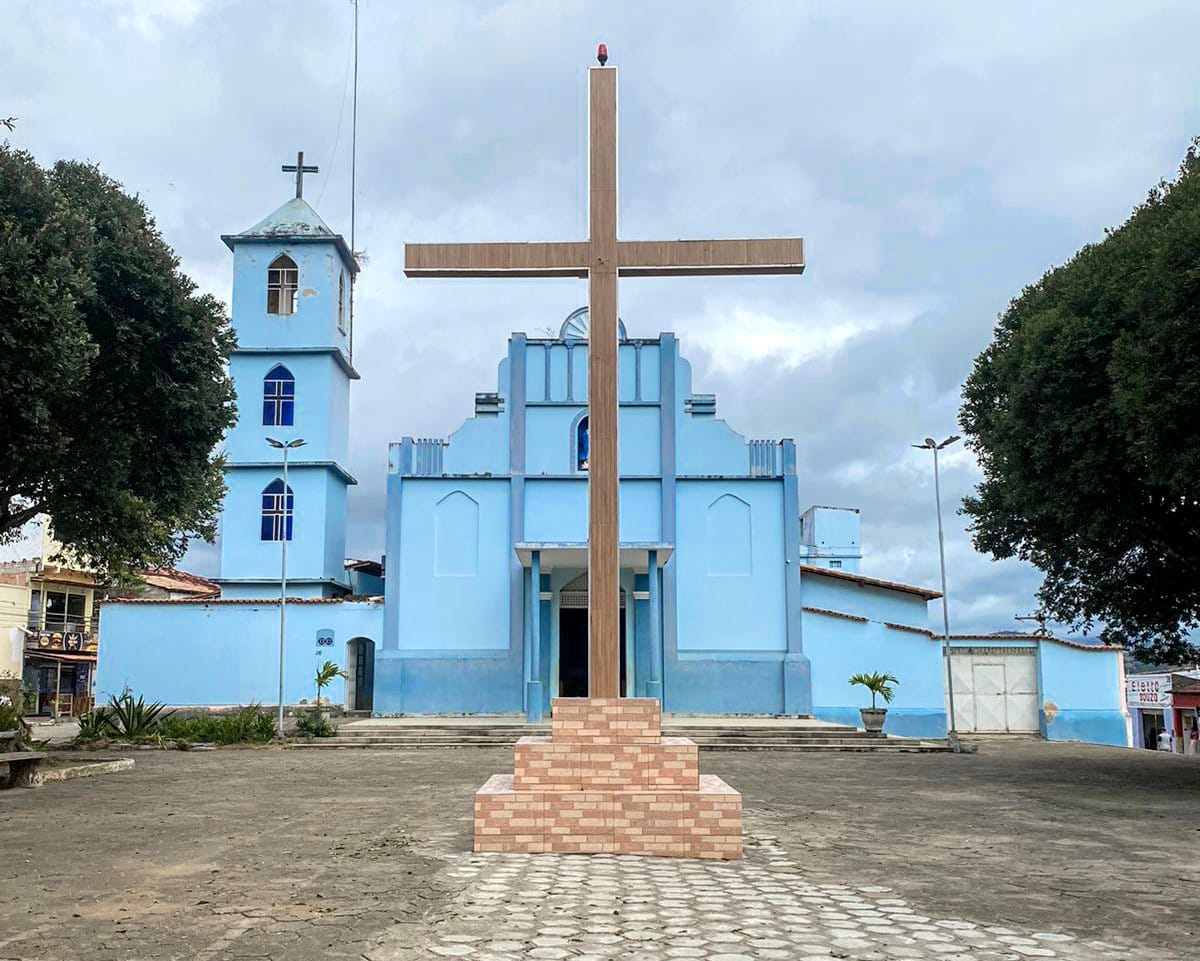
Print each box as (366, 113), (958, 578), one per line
(7, 1), (1200, 634)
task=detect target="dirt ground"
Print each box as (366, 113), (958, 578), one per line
(0, 740), (1196, 960)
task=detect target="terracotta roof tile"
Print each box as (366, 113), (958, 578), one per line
(99, 595), (383, 606)
(801, 605), (869, 624)
(799, 564), (942, 600)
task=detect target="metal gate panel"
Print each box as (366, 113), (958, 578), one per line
(1005, 654), (1038, 694)
(972, 663), (1009, 732)
(949, 649), (1040, 734)
(1005, 692), (1039, 731)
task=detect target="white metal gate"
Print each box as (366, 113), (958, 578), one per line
(949, 646), (1040, 733)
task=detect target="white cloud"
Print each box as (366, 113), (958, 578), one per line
(6, 0), (1199, 634)
(686, 295), (927, 375)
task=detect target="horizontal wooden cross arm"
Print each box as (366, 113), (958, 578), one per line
(616, 238), (805, 276)
(404, 241), (590, 278)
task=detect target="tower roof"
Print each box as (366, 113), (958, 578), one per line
(221, 197), (358, 273)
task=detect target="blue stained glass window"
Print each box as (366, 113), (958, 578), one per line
(260, 478), (294, 541)
(577, 415), (589, 471)
(263, 364), (295, 427)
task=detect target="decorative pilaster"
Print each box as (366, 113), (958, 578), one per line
(646, 549), (663, 701)
(781, 439), (813, 715)
(526, 549), (544, 722)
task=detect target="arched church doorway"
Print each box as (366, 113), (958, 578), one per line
(345, 637), (375, 712)
(558, 575), (625, 697)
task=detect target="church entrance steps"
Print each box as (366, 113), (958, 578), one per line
(293, 715), (955, 752)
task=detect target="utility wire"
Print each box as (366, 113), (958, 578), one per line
(315, 12), (357, 209)
(348, 0), (360, 362)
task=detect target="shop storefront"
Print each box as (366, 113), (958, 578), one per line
(22, 650), (96, 717)
(1127, 671), (1200, 754)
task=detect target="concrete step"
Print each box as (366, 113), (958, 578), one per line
(292, 738), (949, 752)
(336, 720), (836, 730)
(319, 734), (883, 748)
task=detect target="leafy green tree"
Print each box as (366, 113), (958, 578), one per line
(0, 145), (236, 574)
(961, 139), (1200, 664)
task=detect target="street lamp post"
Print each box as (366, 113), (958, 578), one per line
(266, 436), (306, 738)
(913, 434), (960, 735)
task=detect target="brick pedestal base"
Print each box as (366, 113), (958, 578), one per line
(474, 698), (742, 860)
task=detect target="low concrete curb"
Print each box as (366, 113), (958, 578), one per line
(41, 758), (135, 782)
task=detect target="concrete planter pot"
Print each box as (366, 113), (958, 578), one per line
(860, 707), (888, 734)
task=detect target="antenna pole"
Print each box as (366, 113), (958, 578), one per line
(348, 0), (359, 362)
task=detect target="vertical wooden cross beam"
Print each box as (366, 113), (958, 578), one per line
(587, 66), (620, 698)
(404, 51), (804, 701)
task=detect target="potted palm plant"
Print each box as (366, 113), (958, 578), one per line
(314, 660), (348, 717)
(849, 671), (898, 734)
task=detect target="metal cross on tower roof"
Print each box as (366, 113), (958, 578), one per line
(282, 150), (319, 200)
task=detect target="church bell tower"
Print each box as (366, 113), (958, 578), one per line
(215, 157), (360, 598)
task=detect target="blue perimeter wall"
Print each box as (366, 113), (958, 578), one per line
(801, 573), (947, 738)
(1039, 641), (1128, 746)
(96, 600), (383, 706)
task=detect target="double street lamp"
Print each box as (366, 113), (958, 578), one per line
(912, 435), (960, 735)
(266, 436), (306, 738)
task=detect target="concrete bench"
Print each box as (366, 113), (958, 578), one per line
(0, 751), (48, 788)
(0, 729), (47, 788)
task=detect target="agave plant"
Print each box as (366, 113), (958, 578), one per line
(75, 706), (113, 741)
(314, 660), (348, 708)
(848, 671), (899, 709)
(105, 689), (173, 739)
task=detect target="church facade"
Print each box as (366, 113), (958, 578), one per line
(97, 195), (1130, 744)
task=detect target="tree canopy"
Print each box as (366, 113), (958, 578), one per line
(961, 139), (1200, 664)
(0, 144), (235, 576)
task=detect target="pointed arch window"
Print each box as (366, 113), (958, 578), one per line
(261, 478), (294, 541)
(262, 364), (295, 427)
(577, 415), (589, 471)
(267, 254), (298, 315)
(337, 271), (346, 333)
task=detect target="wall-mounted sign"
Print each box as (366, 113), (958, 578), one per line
(1126, 674), (1171, 708)
(316, 629), (335, 650)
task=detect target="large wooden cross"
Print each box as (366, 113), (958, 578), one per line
(404, 51), (805, 699)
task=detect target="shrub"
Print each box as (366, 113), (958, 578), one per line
(105, 690), (172, 738)
(75, 706), (113, 741)
(74, 689), (172, 742)
(0, 696), (31, 746)
(156, 705), (276, 745)
(294, 708), (338, 739)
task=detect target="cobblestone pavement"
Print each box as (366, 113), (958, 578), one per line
(384, 834), (1154, 961)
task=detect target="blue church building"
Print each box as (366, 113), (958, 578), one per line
(97, 193), (1130, 745)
